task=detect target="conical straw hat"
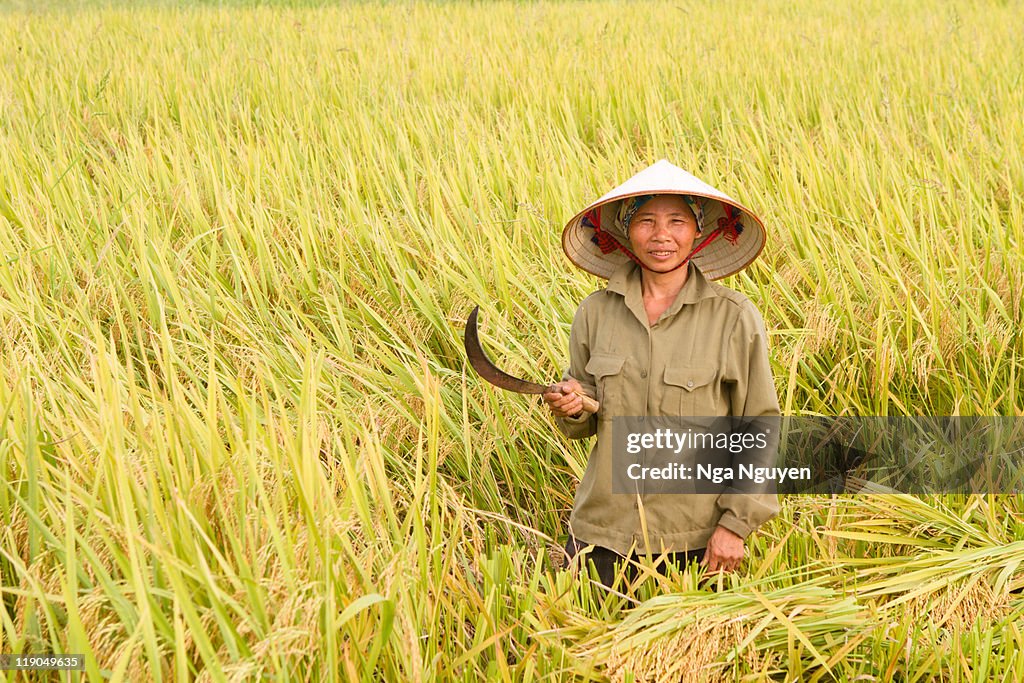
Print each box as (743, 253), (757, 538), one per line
(562, 159), (766, 280)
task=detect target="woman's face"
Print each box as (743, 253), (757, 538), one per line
(626, 195), (700, 273)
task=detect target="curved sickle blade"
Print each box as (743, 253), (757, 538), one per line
(464, 306), (548, 395)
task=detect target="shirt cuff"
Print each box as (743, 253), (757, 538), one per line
(716, 512), (753, 540)
(555, 411), (597, 439)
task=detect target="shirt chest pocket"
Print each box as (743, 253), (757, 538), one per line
(662, 366), (721, 416)
(585, 354), (626, 418)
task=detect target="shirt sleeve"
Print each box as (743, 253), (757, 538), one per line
(725, 301), (781, 419)
(716, 300), (782, 539)
(554, 298), (598, 440)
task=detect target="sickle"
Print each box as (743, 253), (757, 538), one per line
(463, 306), (600, 415)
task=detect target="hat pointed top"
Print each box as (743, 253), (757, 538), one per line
(592, 159), (738, 207)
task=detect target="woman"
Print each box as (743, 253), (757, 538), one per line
(543, 160), (781, 586)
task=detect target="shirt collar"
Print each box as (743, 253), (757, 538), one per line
(606, 259), (714, 306)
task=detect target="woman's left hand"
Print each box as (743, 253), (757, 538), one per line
(701, 526), (745, 573)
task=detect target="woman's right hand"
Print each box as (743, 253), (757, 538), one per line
(543, 379), (586, 419)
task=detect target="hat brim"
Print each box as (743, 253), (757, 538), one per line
(561, 161), (767, 280)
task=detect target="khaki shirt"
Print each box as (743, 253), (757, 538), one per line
(556, 260), (781, 556)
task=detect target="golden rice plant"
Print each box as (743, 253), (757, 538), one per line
(1, 0), (1022, 680)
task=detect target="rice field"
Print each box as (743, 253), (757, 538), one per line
(1, 0), (1023, 680)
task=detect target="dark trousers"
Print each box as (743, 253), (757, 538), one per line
(564, 535), (706, 587)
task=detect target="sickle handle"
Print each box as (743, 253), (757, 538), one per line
(577, 393), (600, 415)
(551, 387), (599, 415)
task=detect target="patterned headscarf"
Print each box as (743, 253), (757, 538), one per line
(616, 194), (705, 238)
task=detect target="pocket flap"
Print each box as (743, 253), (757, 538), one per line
(585, 354), (625, 379)
(664, 366), (717, 392)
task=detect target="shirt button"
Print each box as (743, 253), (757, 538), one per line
(640, 370), (648, 378)
(687, 380), (694, 388)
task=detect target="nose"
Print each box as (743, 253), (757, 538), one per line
(651, 217), (673, 239)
